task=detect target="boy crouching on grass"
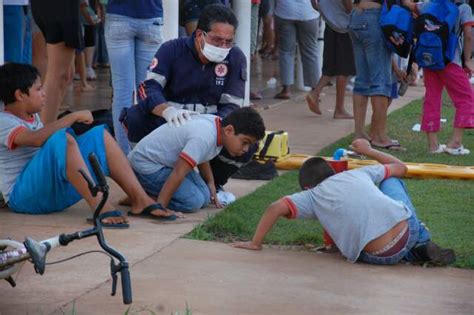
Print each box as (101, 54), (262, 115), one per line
(128, 107), (266, 217)
(0, 63), (178, 227)
(233, 139), (456, 266)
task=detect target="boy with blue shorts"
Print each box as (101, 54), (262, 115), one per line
(233, 139), (456, 266)
(0, 63), (178, 226)
(128, 107), (265, 215)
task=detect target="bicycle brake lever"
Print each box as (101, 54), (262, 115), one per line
(110, 259), (119, 296)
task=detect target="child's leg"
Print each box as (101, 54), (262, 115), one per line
(166, 171), (211, 212)
(421, 68), (444, 151)
(442, 63), (474, 149)
(65, 133), (127, 225)
(100, 130), (167, 215)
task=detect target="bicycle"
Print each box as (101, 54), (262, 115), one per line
(0, 153), (132, 304)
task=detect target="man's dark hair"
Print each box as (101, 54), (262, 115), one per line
(298, 157), (336, 190)
(0, 63), (40, 105)
(197, 4), (238, 32)
(222, 107), (265, 140)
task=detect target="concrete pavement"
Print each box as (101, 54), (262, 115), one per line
(1, 64), (473, 314)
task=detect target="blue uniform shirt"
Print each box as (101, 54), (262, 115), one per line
(138, 33), (247, 117)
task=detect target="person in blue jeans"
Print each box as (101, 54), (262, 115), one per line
(105, 0), (164, 155)
(233, 138), (456, 266)
(349, 0), (404, 150)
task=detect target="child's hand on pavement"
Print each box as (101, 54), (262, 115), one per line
(74, 110), (94, 124)
(351, 139), (372, 155)
(231, 241), (262, 250)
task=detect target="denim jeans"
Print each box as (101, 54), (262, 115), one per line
(105, 14), (163, 155)
(4, 5), (27, 63)
(349, 8), (392, 97)
(358, 178), (431, 265)
(275, 16), (321, 87)
(134, 167), (211, 213)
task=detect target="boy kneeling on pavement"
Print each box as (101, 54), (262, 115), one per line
(127, 107), (266, 217)
(0, 63), (178, 227)
(233, 139), (456, 266)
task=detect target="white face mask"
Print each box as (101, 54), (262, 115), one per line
(201, 36), (231, 63)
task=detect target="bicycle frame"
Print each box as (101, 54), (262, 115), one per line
(0, 153), (132, 304)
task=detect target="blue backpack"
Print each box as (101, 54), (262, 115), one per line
(380, 0), (414, 58)
(413, 0), (460, 70)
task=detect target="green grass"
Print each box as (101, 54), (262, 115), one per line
(186, 98), (474, 268)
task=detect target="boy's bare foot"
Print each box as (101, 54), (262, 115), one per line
(333, 110), (353, 119)
(306, 93), (321, 114)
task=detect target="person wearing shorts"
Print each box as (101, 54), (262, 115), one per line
(30, 0), (83, 125)
(348, 0), (402, 150)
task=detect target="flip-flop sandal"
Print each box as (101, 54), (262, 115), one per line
(86, 210), (130, 229)
(371, 140), (406, 151)
(127, 204), (177, 221)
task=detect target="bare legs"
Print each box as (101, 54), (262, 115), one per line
(307, 75), (353, 119)
(65, 131), (177, 223)
(41, 42), (75, 124)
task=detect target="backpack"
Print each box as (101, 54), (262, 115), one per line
(413, 0), (460, 70)
(380, 0), (414, 58)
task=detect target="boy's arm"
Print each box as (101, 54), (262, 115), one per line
(232, 200), (292, 250)
(13, 110), (93, 147)
(157, 157), (193, 209)
(351, 139), (408, 178)
(198, 161), (222, 208)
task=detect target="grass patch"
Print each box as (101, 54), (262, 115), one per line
(186, 99), (474, 268)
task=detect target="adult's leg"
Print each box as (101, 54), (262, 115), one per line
(105, 14), (135, 155)
(296, 18), (320, 89)
(75, 51), (95, 91)
(334, 75), (352, 119)
(368, 95), (391, 146)
(32, 30), (47, 79)
(134, 17), (163, 88)
(353, 94), (369, 140)
(275, 16), (296, 99)
(41, 42), (75, 124)
(421, 68), (444, 151)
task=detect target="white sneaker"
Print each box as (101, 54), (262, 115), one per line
(86, 67), (97, 81)
(444, 145), (470, 156)
(469, 77), (474, 85)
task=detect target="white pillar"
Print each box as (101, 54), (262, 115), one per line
(232, 1), (251, 106)
(162, 0), (179, 41)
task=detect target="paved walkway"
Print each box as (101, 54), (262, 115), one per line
(1, 61), (473, 315)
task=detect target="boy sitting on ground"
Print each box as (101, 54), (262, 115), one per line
(0, 63), (178, 226)
(128, 107), (265, 216)
(233, 139), (456, 266)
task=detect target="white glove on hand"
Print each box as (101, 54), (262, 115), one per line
(162, 106), (199, 127)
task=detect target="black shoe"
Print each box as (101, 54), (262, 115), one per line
(410, 241), (456, 265)
(230, 160), (278, 180)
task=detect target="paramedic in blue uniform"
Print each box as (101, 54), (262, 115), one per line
(119, 4), (254, 188)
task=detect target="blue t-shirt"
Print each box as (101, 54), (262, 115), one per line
(107, 0), (163, 19)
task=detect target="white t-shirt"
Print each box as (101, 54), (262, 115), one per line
(128, 114), (223, 175)
(286, 165), (412, 263)
(274, 0), (320, 21)
(0, 112), (42, 201)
